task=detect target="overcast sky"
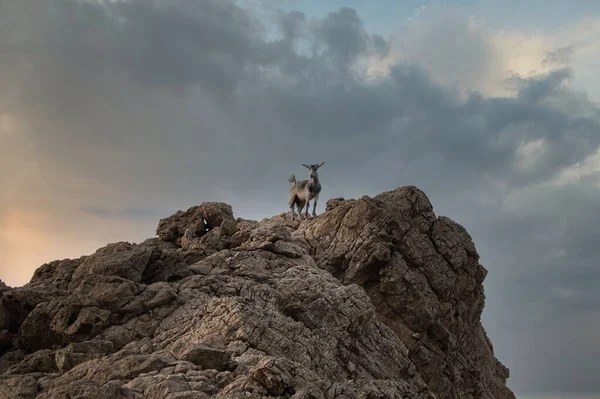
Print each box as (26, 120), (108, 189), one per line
(2, 0), (600, 397)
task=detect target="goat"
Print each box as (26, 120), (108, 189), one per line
(288, 162), (324, 219)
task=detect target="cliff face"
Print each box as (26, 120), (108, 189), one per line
(0, 186), (515, 399)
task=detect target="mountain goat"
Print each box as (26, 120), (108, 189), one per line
(288, 162), (324, 219)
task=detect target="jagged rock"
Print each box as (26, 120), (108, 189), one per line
(325, 197), (352, 211)
(170, 342), (232, 371)
(1, 286), (62, 335)
(69, 242), (153, 285)
(230, 219), (259, 248)
(199, 202), (236, 234)
(0, 330), (12, 353)
(140, 241), (193, 283)
(235, 218), (258, 230)
(195, 229), (229, 255)
(156, 206), (206, 243)
(36, 380), (136, 399)
(0, 350), (26, 374)
(18, 299), (112, 351)
(180, 228), (196, 249)
(54, 340), (114, 372)
(231, 219), (307, 258)
(250, 358), (291, 396)
(219, 217), (237, 237)
(156, 202), (237, 246)
(0, 281), (14, 353)
(4, 349), (57, 375)
(0, 374), (38, 399)
(29, 258), (82, 291)
(0, 186), (515, 399)
(295, 186), (511, 398)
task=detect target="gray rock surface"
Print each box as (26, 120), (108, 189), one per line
(156, 202), (237, 246)
(0, 186), (515, 399)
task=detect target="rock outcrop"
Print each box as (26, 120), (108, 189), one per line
(0, 186), (515, 399)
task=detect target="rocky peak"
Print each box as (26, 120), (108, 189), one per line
(0, 186), (515, 399)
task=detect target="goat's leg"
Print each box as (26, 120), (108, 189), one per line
(290, 207), (297, 220)
(312, 194), (319, 217)
(304, 200), (310, 218)
(289, 193), (299, 220)
(296, 205), (303, 220)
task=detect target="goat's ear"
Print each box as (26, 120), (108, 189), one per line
(302, 164), (310, 168)
(317, 162), (324, 168)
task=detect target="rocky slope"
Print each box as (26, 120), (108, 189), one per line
(0, 186), (515, 399)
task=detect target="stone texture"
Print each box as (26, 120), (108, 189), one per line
(54, 340), (114, 372)
(156, 202), (237, 246)
(295, 187), (512, 399)
(170, 342), (233, 371)
(0, 186), (515, 399)
(156, 206), (206, 243)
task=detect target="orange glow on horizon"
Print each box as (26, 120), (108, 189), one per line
(0, 207), (154, 287)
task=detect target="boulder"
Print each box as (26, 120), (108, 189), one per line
(156, 206), (206, 243)
(156, 202), (237, 246)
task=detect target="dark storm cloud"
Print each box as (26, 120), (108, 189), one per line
(543, 45), (577, 66)
(314, 7), (371, 67)
(7, 0), (597, 188)
(2, 0), (600, 394)
(268, 64), (600, 190)
(1, 0), (267, 116)
(515, 67), (573, 102)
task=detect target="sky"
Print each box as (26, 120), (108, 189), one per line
(1, 0), (600, 397)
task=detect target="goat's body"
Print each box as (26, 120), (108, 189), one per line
(288, 167), (322, 219)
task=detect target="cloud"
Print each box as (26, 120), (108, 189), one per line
(368, 6), (600, 101)
(544, 45), (577, 66)
(1, 0), (600, 394)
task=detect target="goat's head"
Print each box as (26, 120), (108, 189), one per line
(302, 162), (324, 179)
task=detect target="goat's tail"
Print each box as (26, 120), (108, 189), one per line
(288, 174), (296, 186)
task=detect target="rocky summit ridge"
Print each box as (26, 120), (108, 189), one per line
(0, 186), (515, 399)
